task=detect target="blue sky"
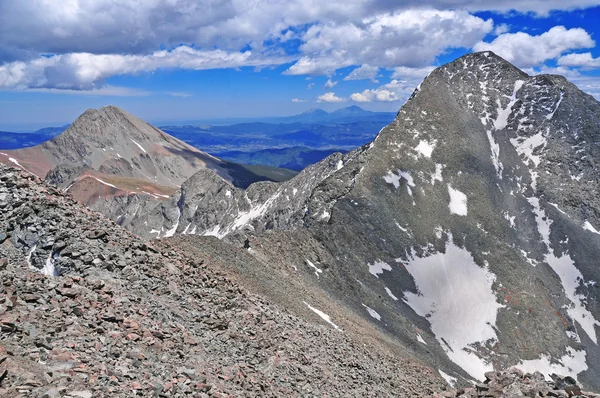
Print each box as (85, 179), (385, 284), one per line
(1, 1), (600, 130)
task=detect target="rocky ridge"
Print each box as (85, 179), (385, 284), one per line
(0, 163), (446, 397)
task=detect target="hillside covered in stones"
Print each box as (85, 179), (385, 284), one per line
(0, 163), (448, 397)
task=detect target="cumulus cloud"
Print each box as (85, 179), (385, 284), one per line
(0, 47), (289, 90)
(324, 79), (338, 88)
(558, 52), (600, 69)
(286, 9), (493, 75)
(317, 92), (346, 103)
(351, 89), (397, 102)
(493, 24), (510, 35)
(344, 65), (379, 81)
(292, 98), (307, 102)
(1, 1), (599, 91)
(473, 26), (595, 67)
(391, 66), (435, 80)
(0, 0), (594, 60)
(350, 79), (419, 102)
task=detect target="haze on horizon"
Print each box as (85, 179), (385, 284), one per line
(1, 0), (600, 130)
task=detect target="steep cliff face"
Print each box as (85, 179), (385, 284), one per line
(136, 52), (600, 391)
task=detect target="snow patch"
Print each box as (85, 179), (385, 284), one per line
(402, 235), (503, 380)
(43, 252), (58, 277)
(438, 370), (457, 387)
(336, 159), (343, 170)
(432, 164), (444, 185)
(26, 245), (37, 268)
(417, 333), (427, 345)
(529, 197), (600, 344)
(131, 139), (147, 153)
(385, 287), (398, 301)
(163, 208), (181, 238)
(516, 347), (587, 382)
(202, 225), (222, 237)
(448, 185), (468, 216)
(92, 177), (118, 189)
(494, 80), (524, 130)
(8, 157), (23, 169)
(486, 130), (503, 179)
(305, 259), (323, 278)
(362, 304), (381, 321)
(546, 92), (564, 120)
(510, 130), (546, 168)
(384, 170), (415, 196)
(415, 140), (436, 158)
(583, 221), (600, 235)
(304, 302), (339, 330)
(368, 260), (392, 278)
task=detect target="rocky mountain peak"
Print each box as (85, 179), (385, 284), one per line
(132, 52), (600, 391)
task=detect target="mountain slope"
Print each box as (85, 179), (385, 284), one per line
(0, 163), (446, 397)
(137, 52), (600, 392)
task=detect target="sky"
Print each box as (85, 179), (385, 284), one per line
(1, 1), (600, 130)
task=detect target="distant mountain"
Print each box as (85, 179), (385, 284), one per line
(0, 106), (291, 226)
(0, 125), (68, 150)
(330, 105), (375, 117)
(32, 124), (69, 136)
(274, 106), (394, 124)
(161, 120), (391, 153)
(212, 146), (349, 171)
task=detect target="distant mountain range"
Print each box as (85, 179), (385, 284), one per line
(213, 146), (350, 171)
(0, 106), (393, 171)
(0, 125), (69, 149)
(151, 105), (396, 126)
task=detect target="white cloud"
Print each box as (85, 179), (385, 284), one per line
(391, 66), (435, 80)
(350, 79), (420, 102)
(0, 47), (289, 90)
(344, 64), (379, 81)
(324, 79), (338, 88)
(558, 52), (600, 69)
(473, 26), (595, 67)
(286, 9), (493, 75)
(351, 89), (397, 102)
(13, 85), (151, 97)
(292, 98), (307, 102)
(493, 23), (510, 35)
(1, 1), (599, 91)
(307, 82), (315, 90)
(0, 1), (595, 62)
(317, 92), (346, 103)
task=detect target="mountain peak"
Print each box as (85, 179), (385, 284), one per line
(331, 105), (372, 116)
(301, 108), (328, 115)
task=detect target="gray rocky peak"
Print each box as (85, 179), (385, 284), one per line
(134, 51), (600, 392)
